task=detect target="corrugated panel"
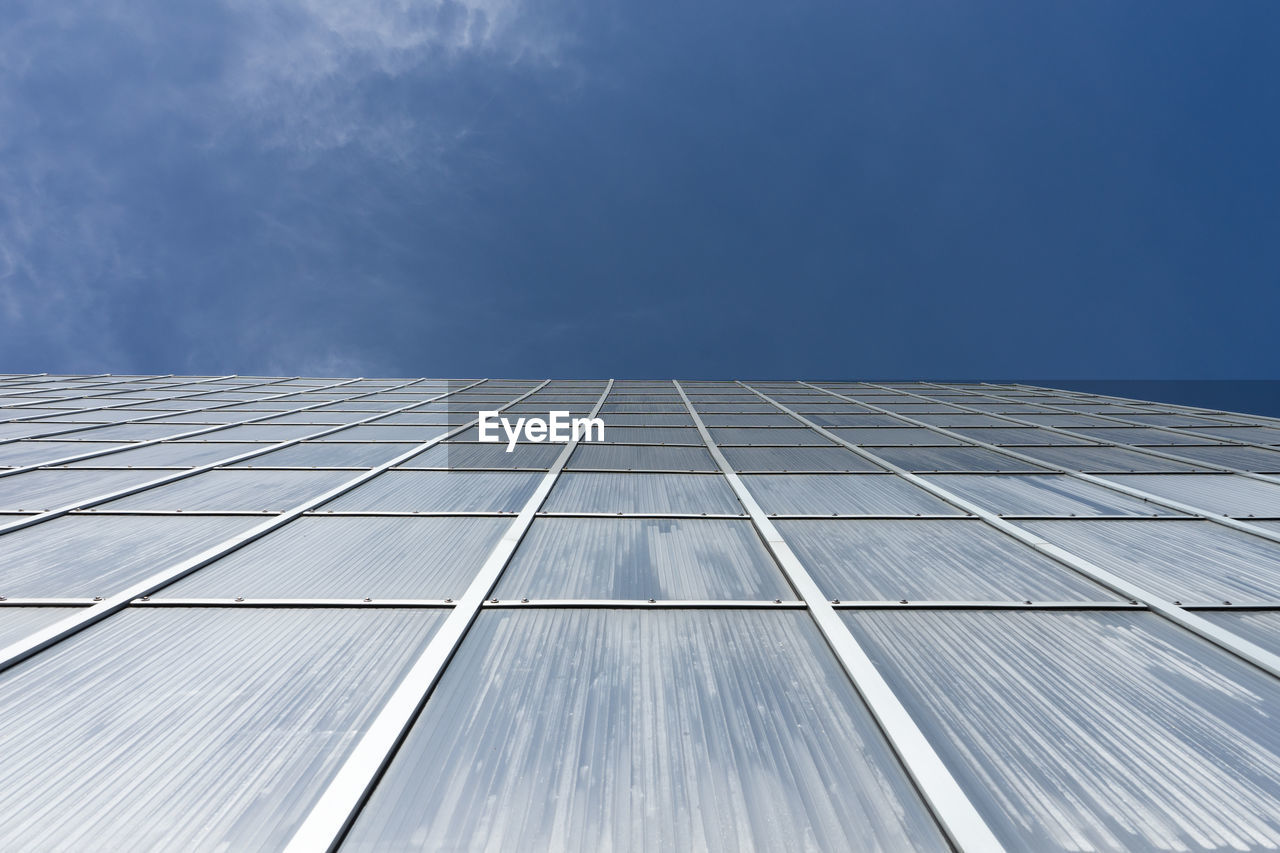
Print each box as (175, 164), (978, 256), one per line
(64, 441), (266, 467)
(1145, 444), (1280, 473)
(721, 446), (883, 472)
(64, 423), (194, 441)
(103, 469), (355, 511)
(164, 516), (510, 599)
(709, 427), (833, 446)
(1198, 611), (1280, 657)
(0, 608), (446, 851)
(595, 413), (695, 426)
(325, 470), (543, 512)
(1070, 427), (1211, 445)
(599, 426), (702, 444)
(809, 413), (912, 427)
(494, 518), (794, 599)
(0, 440), (124, 467)
(699, 413), (797, 426)
(829, 427), (965, 446)
(0, 514), (258, 597)
(0, 468), (172, 511)
(870, 446), (1049, 472)
(947, 427), (1092, 446)
(1102, 473), (1280, 518)
(778, 519), (1116, 601)
(543, 473), (743, 514)
(1017, 445), (1206, 473)
(230, 441), (417, 468)
(1193, 425), (1280, 445)
(566, 444), (717, 472)
(740, 473), (964, 515)
(1021, 519), (1280, 604)
(842, 610), (1280, 851)
(402, 442), (564, 470)
(922, 474), (1182, 517)
(0, 607), (83, 648)
(313, 424), (449, 442)
(341, 609), (948, 852)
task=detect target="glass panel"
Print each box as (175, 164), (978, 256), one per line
(64, 441), (265, 467)
(923, 474), (1182, 517)
(709, 427), (833, 446)
(495, 518), (793, 599)
(164, 516), (510, 598)
(946, 427), (1091, 446)
(0, 515), (258, 597)
(870, 446), (1049, 473)
(809, 414), (912, 427)
(324, 471), (542, 512)
(341, 609), (947, 852)
(313, 424), (450, 442)
(1145, 444), (1280, 473)
(401, 442), (563, 470)
(1192, 426), (1280, 445)
(0, 469), (169, 511)
(699, 413), (797, 427)
(0, 441), (125, 467)
(741, 474), (963, 515)
(1197, 611), (1280, 657)
(1068, 427), (1211, 445)
(231, 442), (417, 468)
(102, 470), (354, 511)
(721, 446), (882, 472)
(599, 426), (702, 444)
(566, 444), (716, 472)
(829, 427), (963, 446)
(1016, 445), (1206, 473)
(1102, 473), (1280, 518)
(843, 610), (1280, 851)
(0, 607), (83, 648)
(543, 473), (742, 514)
(778, 519), (1114, 601)
(66, 423), (197, 441)
(1021, 519), (1280, 604)
(0, 608), (447, 851)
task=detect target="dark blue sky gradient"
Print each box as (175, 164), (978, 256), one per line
(1, 0), (1277, 380)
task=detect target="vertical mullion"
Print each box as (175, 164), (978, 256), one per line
(678, 381), (1005, 853)
(282, 380), (613, 853)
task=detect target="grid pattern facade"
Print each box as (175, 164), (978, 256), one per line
(0, 373), (1279, 851)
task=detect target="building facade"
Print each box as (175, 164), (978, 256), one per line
(0, 373), (1278, 851)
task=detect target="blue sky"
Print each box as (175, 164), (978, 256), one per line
(1, 0), (1278, 379)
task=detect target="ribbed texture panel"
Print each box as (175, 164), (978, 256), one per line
(871, 445), (1049, 472)
(948, 427), (1092, 445)
(1102, 473), (1280, 518)
(326, 470), (542, 512)
(1022, 519), (1280, 604)
(721, 446), (882, 472)
(0, 440), (123, 467)
(1198, 611), (1280, 657)
(403, 442), (563, 470)
(830, 427), (964, 446)
(342, 609), (948, 852)
(0, 607), (83, 648)
(708, 427), (833, 446)
(0, 468), (175, 511)
(66, 441), (266, 467)
(0, 514), (258, 597)
(778, 519), (1116, 601)
(104, 469), (355, 511)
(1018, 445), (1206, 473)
(598, 426), (701, 444)
(1071, 427), (1208, 445)
(924, 474), (1182, 517)
(1194, 425), (1280, 444)
(314, 424), (450, 442)
(843, 610), (1280, 851)
(0, 608), (447, 851)
(1147, 444), (1280, 472)
(740, 473), (963, 515)
(544, 473), (743, 514)
(231, 441), (417, 468)
(566, 444), (717, 471)
(495, 518), (794, 599)
(166, 516), (510, 598)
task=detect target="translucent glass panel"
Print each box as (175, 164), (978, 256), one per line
(1149, 444), (1280, 472)
(778, 519), (1113, 601)
(230, 442), (417, 468)
(0, 440), (124, 467)
(402, 442), (563, 470)
(870, 445), (1048, 472)
(1198, 611), (1280, 657)
(1016, 445), (1205, 473)
(923, 474), (1182, 517)
(566, 444), (716, 472)
(495, 518), (793, 599)
(545, 473), (741, 514)
(709, 427), (832, 446)
(325, 471), (542, 512)
(742, 474), (963, 515)
(0, 515), (257, 597)
(0, 468), (169, 511)
(1102, 473), (1280, 518)
(842, 610), (1280, 851)
(721, 446), (882, 472)
(0, 608), (447, 852)
(164, 516), (510, 599)
(830, 427), (963, 446)
(103, 470), (354, 511)
(0, 607), (82, 648)
(64, 441), (265, 467)
(1021, 520), (1280, 604)
(342, 609), (947, 852)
